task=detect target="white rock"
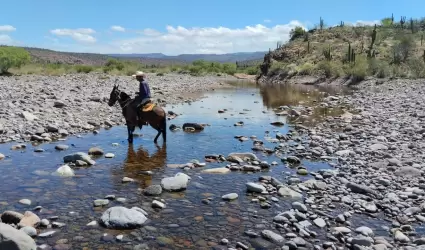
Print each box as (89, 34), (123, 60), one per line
(55, 164), (75, 177)
(105, 153), (115, 158)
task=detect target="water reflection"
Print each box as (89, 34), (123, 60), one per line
(259, 83), (352, 126)
(121, 144), (167, 187)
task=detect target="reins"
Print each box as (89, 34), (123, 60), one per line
(114, 88), (132, 109)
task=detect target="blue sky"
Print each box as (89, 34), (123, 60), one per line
(0, 0), (423, 55)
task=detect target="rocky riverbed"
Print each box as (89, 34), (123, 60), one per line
(267, 78), (425, 250)
(2, 78), (425, 249)
(0, 72), (235, 143)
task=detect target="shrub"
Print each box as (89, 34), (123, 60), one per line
(368, 58), (391, 78)
(189, 65), (203, 76)
(103, 58), (125, 73)
(408, 58), (425, 78)
(381, 17), (393, 27)
(0, 47), (31, 74)
(297, 63), (314, 75)
(347, 55), (368, 83)
(74, 65), (94, 73)
(105, 59), (124, 70)
(393, 34), (415, 63)
(221, 63), (237, 75)
(317, 61), (343, 77)
(245, 66), (259, 75)
(290, 26), (306, 41)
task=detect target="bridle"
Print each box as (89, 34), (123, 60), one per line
(111, 83), (132, 109)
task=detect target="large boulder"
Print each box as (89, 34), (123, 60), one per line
(18, 211), (40, 228)
(100, 206), (148, 229)
(1, 211), (24, 224)
(160, 173), (191, 191)
(182, 123), (204, 131)
(63, 152), (95, 165)
(0, 222), (37, 250)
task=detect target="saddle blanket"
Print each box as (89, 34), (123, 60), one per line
(141, 102), (156, 112)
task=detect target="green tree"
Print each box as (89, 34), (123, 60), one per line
(290, 26), (306, 41)
(381, 17), (393, 27)
(0, 47), (31, 74)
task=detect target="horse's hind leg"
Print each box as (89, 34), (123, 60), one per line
(161, 117), (167, 143)
(153, 128), (161, 144)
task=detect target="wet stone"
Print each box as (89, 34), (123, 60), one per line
(93, 199), (109, 207)
(19, 199), (32, 206)
(39, 231), (56, 237)
(143, 185), (162, 196)
(222, 193), (238, 201)
(19, 226), (37, 237)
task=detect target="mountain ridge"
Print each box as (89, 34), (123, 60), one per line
(2, 45), (266, 65)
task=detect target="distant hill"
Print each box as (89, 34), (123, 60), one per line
(109, 51), (268, 63)
(2, 46), (266, 66)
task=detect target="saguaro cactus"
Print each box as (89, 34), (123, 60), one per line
(347, 42), (356, 63)
(368, 25), (377, 58)
(323, 44), (332, 60)
(410, 18), (415, 33)
(400, 16), (406, 28)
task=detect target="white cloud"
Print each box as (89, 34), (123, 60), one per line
(264, 19), (272, 23)
(0, 25), (16, 32)
(349, 20), (381, 27)
(43, 19), (380, 55)
(111, 25), (126, 32)
(107, 21), (305, 55)
(50, 28), (97, 43)
(141, 28), (162, 37)
(0, 34), (14, 45)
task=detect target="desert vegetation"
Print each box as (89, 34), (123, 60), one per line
(259, 14), (425, 82)
(0, 46), (260, 77)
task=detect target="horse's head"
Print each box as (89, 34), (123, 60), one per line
(108, 84), (120, 107)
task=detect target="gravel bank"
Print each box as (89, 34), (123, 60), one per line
(250, 78), (425, 249)
(0, 72), (235, 143)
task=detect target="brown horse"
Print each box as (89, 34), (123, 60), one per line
(108, 84), (167, 144)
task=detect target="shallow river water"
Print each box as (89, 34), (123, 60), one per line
(0, 82), (381, 249)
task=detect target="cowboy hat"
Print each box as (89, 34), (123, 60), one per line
(132, 71), (145, 77)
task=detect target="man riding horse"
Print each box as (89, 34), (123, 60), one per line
(131, 71), (152, 125)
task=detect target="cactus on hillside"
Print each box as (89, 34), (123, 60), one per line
(320, 17), (324, 30)
(400, 16), (406, 28)
(423, 50), (425, 63)
(368, 25), (377, 58)
(323, 44), (332, 61)
(304, 33), (309, 42)
(346, 42), (356, 63)
(410, 18), (415, 33)
(340, 21), (344, 27)
(391, 13), (394, 25)
(307, 41), (310, 53)
(422, 34), (423, 46)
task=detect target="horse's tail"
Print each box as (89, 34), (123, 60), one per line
(161, 113), (167, 142)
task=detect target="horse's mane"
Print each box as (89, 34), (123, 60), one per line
(119, 90), (132, 101)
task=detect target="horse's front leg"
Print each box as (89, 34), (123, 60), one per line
(127, 124), (134, 144)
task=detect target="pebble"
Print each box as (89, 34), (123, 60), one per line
(222, 193), (238, 200)
(105, 153), (115, 158)
(19, 199), (31, 205)
(152, 200), (166, 209)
